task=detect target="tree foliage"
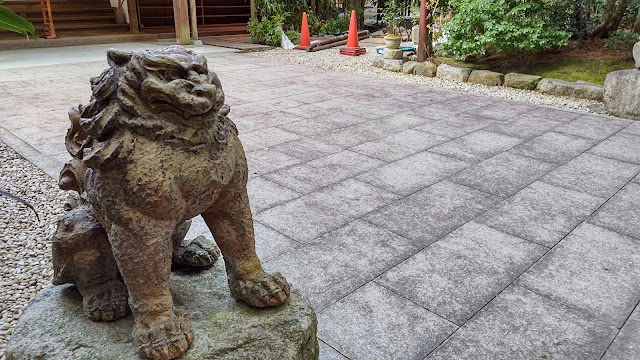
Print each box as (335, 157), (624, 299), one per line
(444, 0), (572, 60)
(0, 0), (36, 38)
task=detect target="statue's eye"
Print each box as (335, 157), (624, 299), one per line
(164, 69), (181, 80)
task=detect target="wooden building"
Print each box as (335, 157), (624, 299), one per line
(0, 0), (249, 41)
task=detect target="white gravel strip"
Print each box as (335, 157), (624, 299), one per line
(0, 143), (66, 360)
(249, 44), (602, 113)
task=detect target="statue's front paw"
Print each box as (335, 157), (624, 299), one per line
(172, 235), (220, 267)
(81, 280), (130, 322)
(229, 272), (291, 308)
(135, 315), (194, 360)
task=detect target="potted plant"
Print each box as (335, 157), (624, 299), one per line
(382, 0), (404, 49)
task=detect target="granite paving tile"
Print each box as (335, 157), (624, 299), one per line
(589, 133), (640, 164)
(511, 132), (599, 164)
(413, 113), (497, 138)
(319, 114), (432, 148)
(478, 181), (604, 247)
(366, 181), (500, 245)
(253, 222), (300, 262)
(263, 219), (418, 311)
(350, 129), (449, 162)
(602, 306), (640, 359)
(256, 179), (398, 243)
(523, 106), (583, 121)
(356, 152), (471, 195)
(377, 222), (546, 325)
(426, 285), (618, 360)
(518, 223), (640, 328)
(231, 110), (301, 134)
(246, 177), (300, 214)
(264, 151), (383, 194)
(318, 282), (457, 360)
(588, 183), (640, 239)
(245, 149), (301, 177)
(319, 341), (348, 360)
(450, 152), (557, 197)
(541, 153), (640, 199)
(472, 101), (538, 120)
(429, 130), (523, 163)
(619, 121), (640, 136)
(275, 138), (342, 162)
(554, 114), (629, 140)
(238, 127), (301, 152)
(484, 115), (562, 139)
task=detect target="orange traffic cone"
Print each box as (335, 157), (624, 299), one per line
(295, 12), (311, 50)
(340, 10), (366, 56)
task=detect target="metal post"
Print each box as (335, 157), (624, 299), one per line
(417, 0), (428, 62)
(189, 0), (198, 40)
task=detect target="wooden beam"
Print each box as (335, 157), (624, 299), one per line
(189, 0), (198, 40)
(126, 0), (139, 32)
(173, 0), (190, 45)
(250, 0), (256, 18)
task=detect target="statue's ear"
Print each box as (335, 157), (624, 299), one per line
(106, 49), (133, 67)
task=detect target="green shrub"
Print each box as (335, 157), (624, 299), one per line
(306, 11), (322, 35)
(248, 14), (286, 46)
(605, 31), (640, 53)
(322, 16), (349, 35)
(285, 29), (300, 45)
(444, 0), (571, 60)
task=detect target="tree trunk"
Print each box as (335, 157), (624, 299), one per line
(590, 0), (616, 39)
(634, 8), (640, 34)
(606, 0), (628, 35)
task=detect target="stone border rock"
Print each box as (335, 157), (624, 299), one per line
(373, 55), (607, 104)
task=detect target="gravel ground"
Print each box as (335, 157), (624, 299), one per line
(0, 143), (66, 360)
(249, 41), (603, 113)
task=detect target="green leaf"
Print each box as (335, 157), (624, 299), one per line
(0, 4), (36, 38)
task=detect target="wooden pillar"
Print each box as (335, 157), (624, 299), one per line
(173, 0), (190, 45)
(189, 0), (198, 40)
(126, 0), (139, 32)
(250, 0), (256, 18)
(417, 0), (428, 62)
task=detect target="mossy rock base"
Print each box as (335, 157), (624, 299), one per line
(6, 260), (319, 360)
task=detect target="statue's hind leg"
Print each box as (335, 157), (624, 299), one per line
(201, 183), (290, 308)
(51, 205), (129, 321)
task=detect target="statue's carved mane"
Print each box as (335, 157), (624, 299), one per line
(71, 46), (235, 169)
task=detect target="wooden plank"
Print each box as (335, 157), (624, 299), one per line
(172, 0), (190, 44)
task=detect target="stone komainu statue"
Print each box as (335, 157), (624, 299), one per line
(51, 46), (291, 360)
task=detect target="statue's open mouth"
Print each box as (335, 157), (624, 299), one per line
(149, 93), (213, 117)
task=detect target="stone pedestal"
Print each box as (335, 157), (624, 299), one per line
(6, 260), (319, 360)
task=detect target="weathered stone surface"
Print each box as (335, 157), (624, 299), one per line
(411, 25), (419, 43)
(634, 41), (640, 69)
(48, 46), (292, 360)
(383, 48), (404, 60)
(504, 73), (542, 90)
(383, 59), (404, 72)
(536, 78), (604, 101)
(6, 262), (319, 360)
(604, 69), (640, 120)
(468, 70), (504, 86)
(413, 61), (437, 77)
(372, 57), (384, 68)
(436, 64), (472, 82)
(403, 61), (418, 74)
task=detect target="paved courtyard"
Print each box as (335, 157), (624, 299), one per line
(2, 44), (640, 359)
